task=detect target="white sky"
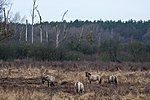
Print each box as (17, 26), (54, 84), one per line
(11, 0), (150, 23)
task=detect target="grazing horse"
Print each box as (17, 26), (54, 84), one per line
(42, 75), (55, 87)
(108, 75), (117, 84)
(85, 72), (102, 84)
(74, 81), (84, 94)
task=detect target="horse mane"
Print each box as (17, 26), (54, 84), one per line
(85, 72), (91, 76)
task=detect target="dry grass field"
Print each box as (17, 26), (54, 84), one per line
(0, 61), (150, 100)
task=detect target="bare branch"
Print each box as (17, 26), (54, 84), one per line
(35, 8), (42, 22)
(61, 10), (68, 22)
(55, 10), (68, 48)
(35, 8), (43, 43)
(25, 19), (28, 41)
(6, 2), (13, 22)
(31, 0), (37, 44)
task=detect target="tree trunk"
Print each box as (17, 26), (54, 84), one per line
(55, 10), (68, 48)
(36, 8), (42, 43)
(31, 0), (36, 44)
(25, 19), (28, 42)
(46, 31), (48, 43)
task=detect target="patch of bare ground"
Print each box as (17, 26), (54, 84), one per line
(0, 61), (150, 100)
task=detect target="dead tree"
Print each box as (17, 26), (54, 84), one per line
(31, 0), (37, 44)
(0, 2), (13, 40)
(79, 26), (84, 43)
(35, 8), (42, 43)
(19, 27), (23, 41)
(46, 30), (48, 43)
(25, 19), (28, 42)
(3, 8), (7, 32)
(3, 2), (12, 33)
(55, 10), (68, 48)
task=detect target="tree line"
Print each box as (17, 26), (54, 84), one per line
(0, 19), (150, 62)
(0, 0), (150, 62)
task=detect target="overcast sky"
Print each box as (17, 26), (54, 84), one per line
(11, 0), (150, 23)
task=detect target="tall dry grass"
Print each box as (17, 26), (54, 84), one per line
(0, 61), (150, 100)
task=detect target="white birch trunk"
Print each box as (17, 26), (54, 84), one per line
(19, 31), (21, 41)
(56, 30), (60, 48)
(55, 10), (68, 48)
(25, 19), (28, 42)
(46, 31), (48, 43)
(40, 27), (42, 43)
(3, 8), (7, 32)
(31, 0), (36, 44)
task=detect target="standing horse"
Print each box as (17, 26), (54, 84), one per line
(74, 81), (84, 94)
(42, 75), (55, 87)
(85, 72), (102, 84)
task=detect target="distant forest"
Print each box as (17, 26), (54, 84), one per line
(0, 19), (150, 62)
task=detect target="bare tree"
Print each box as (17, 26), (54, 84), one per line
(55, 10), (68, 48)
(0, 0), (14, 41)
(31, 0), (37, 44)
(19, 27), (24, 41)
(11, 12), (26, 41)
(0, 0), (7, 21)
(79, 26), (84, 43)
(96, 26), (103, 46)
(3, 8), (7, 31)
(0, 0), (4, 20)
(35, 8), (42, 43)
(11, 12), (21, 23)
(3, 2), (13, 32)
(46, 30), (48, 43)
(25, 19), (28, 41)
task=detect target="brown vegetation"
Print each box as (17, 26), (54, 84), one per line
(0, 61), (150, 100)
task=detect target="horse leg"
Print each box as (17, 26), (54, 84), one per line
(48, 81), (50, 87)
(99, 78), (102, 84)
(90, 80), (91, 84)
(50, 82), (55, 86)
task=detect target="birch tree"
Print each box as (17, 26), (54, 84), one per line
(0, 0), (13, 41)
(55, 10), (68, 48)
(0, 0), (5, 21)
(3, 2), (12, 32)
(31, 0), (37, 44)
(96, 27), (103, 46)
(25, 19), (28, 41)
(79, 26), (84, 42)
(46, 30), (48, 43)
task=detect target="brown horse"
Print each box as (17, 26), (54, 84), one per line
(85, 72), (102, 84)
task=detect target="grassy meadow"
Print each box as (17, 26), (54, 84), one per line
(0, 61), (150, 100)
